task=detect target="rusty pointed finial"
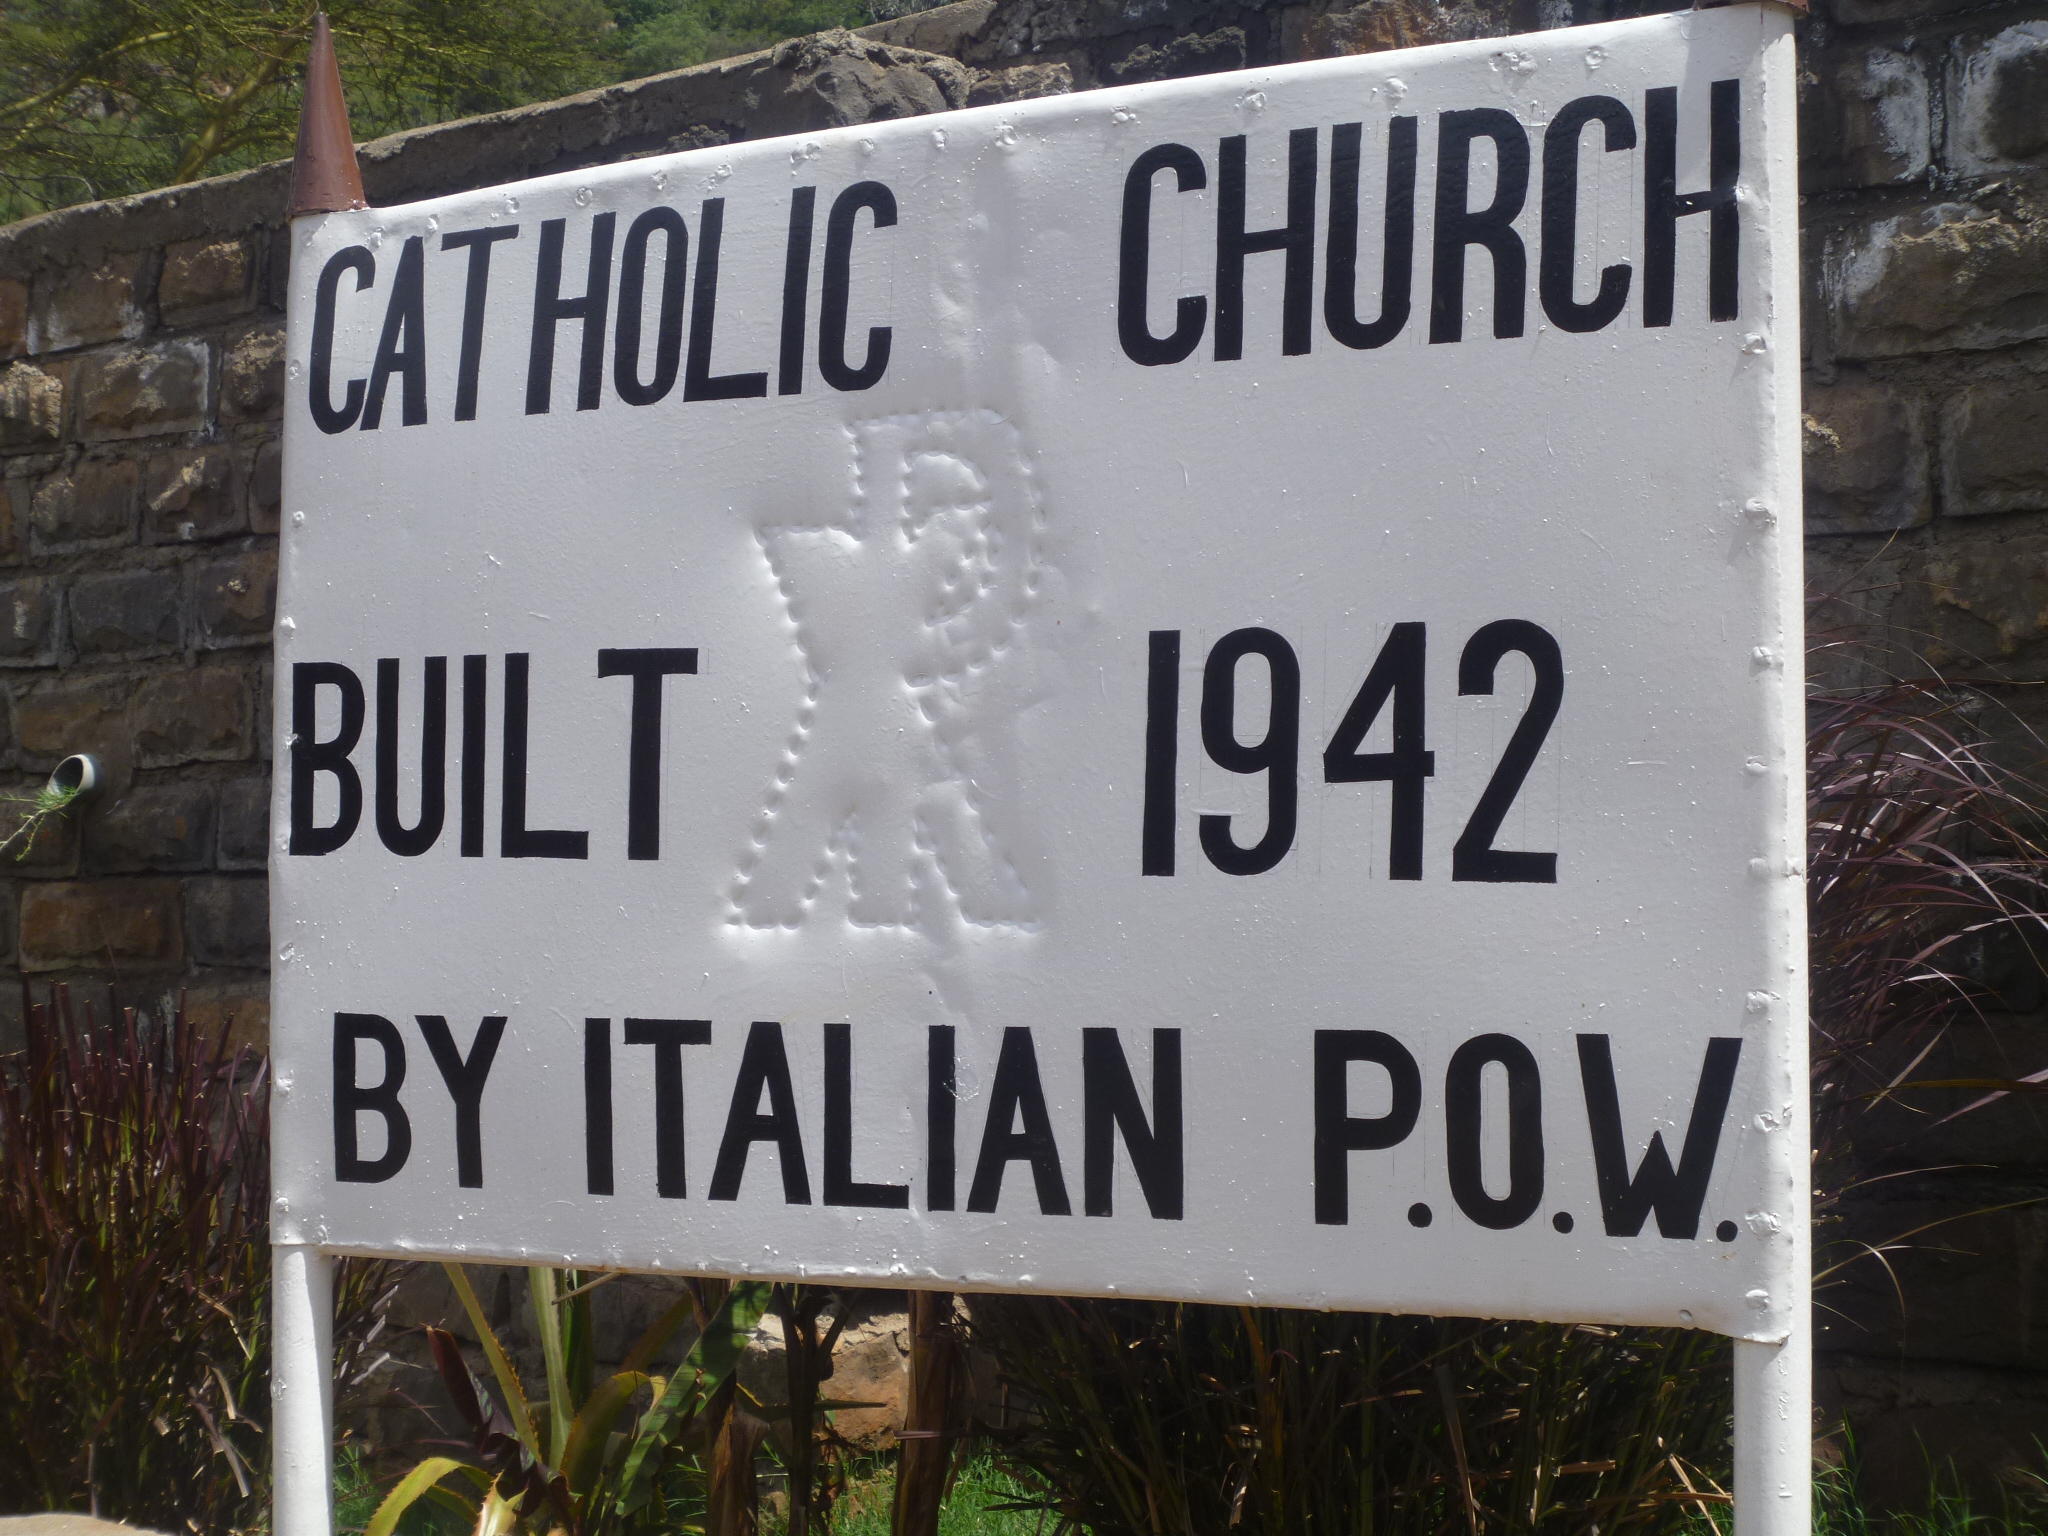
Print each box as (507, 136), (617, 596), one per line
(288, 13), (368, 217)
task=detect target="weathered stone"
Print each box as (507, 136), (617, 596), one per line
(68, 565), (184, 655)
(0, 576), (57, 662)
(1923, 534), (2048, 661)
(748, 30), (972, 133)
(220, 327), (284, 423)
(0, 362), (64, 450)
(1819, 0), (1983, 26)
(185, 875), (268, 967)
(1109, 27), (1247, 81)
(1802, 381), (1930, 533)
(1801, 47), (1930, 189)
(0, 881), (15, 966)
(194, 546), (275, 643)
(0, 476), (24, 564)
(245, 438), (281, 534)
(1947, 22), (2048, 172)
(12, 675), (129, 767)
(1286, 0), (1458, 59)
(132, 665), (253, 765)
(215, 773), (270, 869)
(739, 1310), (910, 1450)
(158, 237), (253, 324)
(967, 60), (1073, 105)
(30, 457), (137, 548)
(1943, 383), (2048, 518)
(145, 444), (240, 542)
(75, 341), (211, 441)
(0, 278), (26, 360)
(86, 780), (215, 872)
(30, 252), (146, 352)
(18, 878), (182, 970)
(181, 975), (270, 1053)
(1832, 205), (2048, 357)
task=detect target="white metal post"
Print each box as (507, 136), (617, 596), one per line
(273, 1243), (336, 1536)
(1734, 1325), (1811, 1536)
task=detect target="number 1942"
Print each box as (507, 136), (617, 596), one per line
(1141, 621), (1563, 881)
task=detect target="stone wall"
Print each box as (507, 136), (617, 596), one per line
(2, 0), (2046, 1504)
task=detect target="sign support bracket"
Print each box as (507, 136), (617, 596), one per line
(273, 1243), (337, 1536)
(1734, 1319), (1812, 1535)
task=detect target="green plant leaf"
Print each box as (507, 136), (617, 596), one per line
(364, 1455), (475, 1536)
(441, 1262), (542, 1459)
(559, 1368), (655, 1497)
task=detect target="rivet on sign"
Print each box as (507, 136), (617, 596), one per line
(1745, 1288), (1771, 1309)
(574, 186), (594, 207)
(1751, 645), (1781, 669)
(1744, 990), (1774, 1013)
(1741, 332), (1768, 354)
(1743, 497), (1776, 525)
(1744, 756), (1767, 775)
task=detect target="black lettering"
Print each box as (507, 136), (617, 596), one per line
(334, 1012), (410, 1183)
(1540, 96), (1635, 334)
(1141, 629), (1180, 877)
(613, 207), (689, 406)
(416, 1014), (505, 1189)
(709, 1021), (811, 1203)
(289, 661), (364, 856)
(585, 1017), (614, 1196)
(1643, 80), (1740, 326)
(1325, 117), (1417, 350)
(459, 655), (486, 858)
(526, 213), (617, 414)
(597, 647), (699, 860)
(778, 187), (816, 395)
(1313, 1030), (1421, 1225)
(1082, 1028), (1182, 1219)
(684, 198), (769, 401)
(500, 653), (589, 859)
(1444, 1033), (1543, 1230)
(1198, 627), (1300, 876)
(361, 235), (427, 429)
(823, 1023), (910, 1208)
(373, 657), (447, 857)
(623, 1017), (712, 1199)
(967, 1028), (1070, 1215)
(928, 1024), (957, 1212)
(819, 181), (896, 392)
(441, 226), (519, 421)
(1216, 127), (1318, 359)
(310, 246), (372, 434)
(1429, 108), (1530, 343)
(1117, 143), (1208, 367)
(1578, 1034), (1742, 1239)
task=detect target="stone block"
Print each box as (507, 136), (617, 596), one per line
(0, 278), (26, 360)
(1922, 532), (2048, 662)
(245, 438), (281, 534)
(1818, 0), (1984, 26)
(12, 674), (129, 768)
(184, 875), (268, 967)
(29, 252), (146, 352)
(967, 60), (1073, 105)
(181, 974), (270, 1053)
(145, 443), (240, 542)
(86, 779), (215, 873)
(1285, 0), (1458, 60)
(158, 237), (253, 324)
(132, 665), (253, 766)
(0, 362), (64, 451)
(1831, 204), (2048, 358)
(0, 476), (25, 565)
(17, 878), (182, 970)
(1947, 22), (2048, 172)
(1803, 381), (1930, 533)
(194, 546), (275, 644)
(68, 565), (184, 655)
(216, 773), (270, 869)
(0, 576), (57, 663)
(0, 880), (14, 964)
(75, 340), (211, 441)
(1801, 47), (1930, 189)
(1943, 382), (2048, 518)
(30, 457), (137, 548)
(1107, 26), (1247, 82)
(220, 327), (284, 423)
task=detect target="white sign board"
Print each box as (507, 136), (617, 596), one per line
(275, 6), (1804, 1346)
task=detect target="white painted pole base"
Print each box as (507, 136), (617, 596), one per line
(1733, 1331), (1811, 1536)
(273, 1244), (337, 1536)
